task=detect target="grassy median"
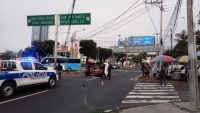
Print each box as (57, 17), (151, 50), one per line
(61, 70), (85, 77)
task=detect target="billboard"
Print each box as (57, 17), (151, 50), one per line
(118, 36), (155, 46)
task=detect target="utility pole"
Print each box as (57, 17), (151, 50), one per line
(54, 14), (59, 68)
(187, 0), (199, 110)
(171, 29), (173, 51)
(146, 0), (164, 55)
(153, 33), (160, 56)
(71, 32), (76, 58)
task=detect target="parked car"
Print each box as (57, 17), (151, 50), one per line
(112, 64), (120, 69)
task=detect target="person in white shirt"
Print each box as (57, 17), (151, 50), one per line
(180, 66), (186, 83)
(152, 64), (158, 80)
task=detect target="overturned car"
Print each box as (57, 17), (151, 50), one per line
(85, 62), (108, 78)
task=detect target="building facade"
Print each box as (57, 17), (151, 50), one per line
(31, 26), (49, 43)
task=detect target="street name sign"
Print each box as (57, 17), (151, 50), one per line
(60, 13), (91, 25)
(27, 15), (55, 26)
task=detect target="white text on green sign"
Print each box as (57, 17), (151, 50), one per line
(60, 13), (91, 25)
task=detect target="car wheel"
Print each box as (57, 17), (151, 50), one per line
(0, 82), (16, 98)
(48, 77), (56, 87)
(67, 68), (71, 72)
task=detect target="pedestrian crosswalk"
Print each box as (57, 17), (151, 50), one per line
(122, 83), (181, 104)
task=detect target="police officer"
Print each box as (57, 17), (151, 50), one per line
(107, 62), (112, 80)
(55, 62), (63, 80)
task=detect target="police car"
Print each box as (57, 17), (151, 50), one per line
(0, 60), (59, 98)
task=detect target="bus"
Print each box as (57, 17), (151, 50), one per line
(40, 56), (82, 71)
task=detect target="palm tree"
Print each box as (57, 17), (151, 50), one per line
(173, 30), (188, 49)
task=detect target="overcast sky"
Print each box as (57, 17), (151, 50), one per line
(0, 0), (200, 53)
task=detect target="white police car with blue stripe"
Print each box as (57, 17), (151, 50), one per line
(0, 60), (59, 98)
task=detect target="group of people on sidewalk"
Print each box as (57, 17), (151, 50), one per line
(141, 63), (188, 85)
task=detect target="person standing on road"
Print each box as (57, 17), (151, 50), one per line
(180, 66), (186, 83)
(160, 65), (166, 86)
(107, 62), (112, 80)
(144, 63), (151, 79)
(55, 62), (63, 80)
(141, 63), (145, 76)
(152, 64), (158, 80)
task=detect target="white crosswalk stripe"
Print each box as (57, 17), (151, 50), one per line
(122, 83), (181, 104)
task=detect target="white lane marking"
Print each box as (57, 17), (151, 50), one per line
(131, 90), (175, 92)
(135, 85), (173, 86)
(130, 76), (138, 80)
(126, 95), (180, 98)
(130, 75), (142, 81)
(136, 83), (172, 85)
(134, 87), (174, 89)
(104, 109), (113, 112)
(128, 92), (177, 95)
(87, 77), (98, 81)
(0, 90), (49, 105)
(122, 99), (181, 103)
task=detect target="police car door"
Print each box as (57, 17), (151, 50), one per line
(33, 63), (48, 84)
(20, 62), (36, 86)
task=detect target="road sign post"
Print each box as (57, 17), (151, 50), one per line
(27, 15), (55, 26)
(60, 13), (91, 25)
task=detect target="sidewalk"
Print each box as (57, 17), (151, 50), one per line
(137, 74), (183, 83)
(120, 102), (200, 113)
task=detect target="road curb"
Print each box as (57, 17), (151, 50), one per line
(120, 102), (180, 112)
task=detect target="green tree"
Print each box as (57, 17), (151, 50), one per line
(138, 52), (147, 59)
(22, 40), (58, 59)
(132, 54), (143, 64)
(114, 52), (127, 67)
(98, 47), (112, 62)
(169, 30), (188, 58)
(79, 40), (97, 66)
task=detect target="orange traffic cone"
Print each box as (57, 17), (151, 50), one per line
(101, 80), (104, 85)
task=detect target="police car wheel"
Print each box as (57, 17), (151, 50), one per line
(48, 77), (56, 87)
(1, 82), (15, 98)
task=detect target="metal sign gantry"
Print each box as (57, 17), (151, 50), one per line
(110, 44), (159, 53)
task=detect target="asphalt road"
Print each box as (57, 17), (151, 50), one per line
(0, 67), (194, 113)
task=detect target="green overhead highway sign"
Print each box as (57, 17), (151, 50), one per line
(60, 13), (91, 25)
(27, 15), (55, 26)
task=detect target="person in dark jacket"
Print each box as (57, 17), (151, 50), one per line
(160, 65), (166, 86)
(107, 62), (112, 80)
(141, 63), (145, 76)
(55, 62), (63, 80)
(101, 63), (105, 79)
(7, 64), (14, 71)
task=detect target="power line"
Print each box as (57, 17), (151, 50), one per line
(76, 1), (145, 41)
(81, 0), (140, 39)
(91, 6), (154, 36)
(65, 0), (76, 45)
(144, 1), (158, 33)
(97, 6), (151, 35)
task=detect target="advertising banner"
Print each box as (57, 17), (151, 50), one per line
(118, 36), (155, 46)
